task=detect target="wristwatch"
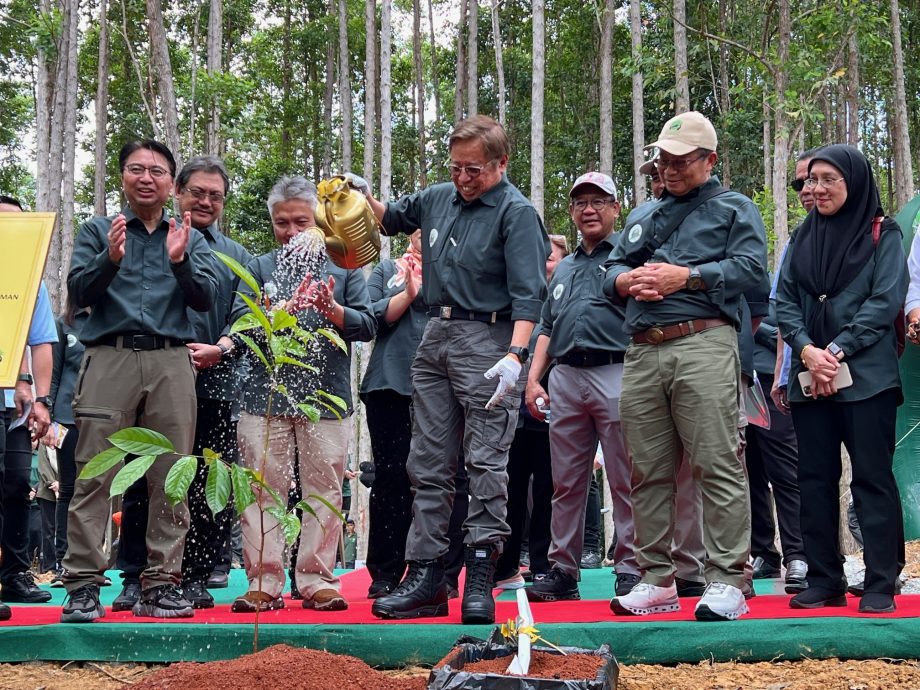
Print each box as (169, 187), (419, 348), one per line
(16, 373), (33, 385)
(827, 342), (844, 360)
(686, 266), (703, 291)
(508, 346), (529, 364)
(217, 342), (233, 359)
(34, 396), (52, 410)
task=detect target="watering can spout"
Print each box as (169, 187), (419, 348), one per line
(314, 175), (381, 269)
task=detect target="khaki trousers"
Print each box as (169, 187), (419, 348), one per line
(619, 325), (751, 589)
(237, 412), (349, 599)
(62, 344), (196, 592)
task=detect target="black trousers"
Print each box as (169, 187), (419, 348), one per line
(746, 375), (805, 567)
(364, 390), (414, 585)
(54, 424), (78, 564)
(496, 425), (553, 579)
(791, 389), (904, 594)
(38, 497), (58, 571)
(1, 409), (34, 582)
(583, 474), (601, 553)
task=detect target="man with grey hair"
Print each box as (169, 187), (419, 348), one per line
(229, 175), (374, 613)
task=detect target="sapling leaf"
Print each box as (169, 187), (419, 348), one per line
(231, 464), (257, 515)
(206, 460), (232, 516)
(214, 251), (261, 299)
(164, 455), (198, 506)
(79, 447), (128, 480)
(108, 427), (175, 456)
(110, 455), (156, 497)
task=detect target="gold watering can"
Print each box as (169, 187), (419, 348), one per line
(311, 175), (381, 269)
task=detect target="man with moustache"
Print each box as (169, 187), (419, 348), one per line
(61, 139), (218, 622)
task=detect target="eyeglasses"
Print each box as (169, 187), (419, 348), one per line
(183, 187), (226, 203)
(571, 198), (617, 212)
(804, 177), (844, 189)
(446, 160), (497, 178)
(124, 163), (171, 178)
(790, 178), (806, 193)
(656, 153), (708, 172)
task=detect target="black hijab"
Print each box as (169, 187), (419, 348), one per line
(789, 144), (885, 348)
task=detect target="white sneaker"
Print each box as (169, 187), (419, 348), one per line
(494, 571), (526, 590)
(694, 582), (749, 621)
(610, 582), (680, 616)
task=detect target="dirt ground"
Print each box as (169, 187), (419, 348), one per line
(1, 542), (917, 690)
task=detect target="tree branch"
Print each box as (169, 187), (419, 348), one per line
(119, 0), (159, 136)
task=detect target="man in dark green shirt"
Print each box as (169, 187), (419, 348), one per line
(604, 112), (767, 623)
(363, 115), (549, 625)
(61, 139), (218, 623)
(524, 172), (640, 604)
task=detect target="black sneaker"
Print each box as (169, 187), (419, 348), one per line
(367, 580), (396, 599)
(526, 567), (580, 602)
(61, 585), (104, 623)
(112, 582), (142, 612)
(580, 551), (602, 569)
(206, 571), (229, 589)
(675, 577), (707, 598)
(615, 572), (641, 597)
(0, 603), (9, 621)
(2, 572), (52, 603)
(183, 581), (215, 609)
(132, 584), (194, 619)
(49, 568), (65, 588)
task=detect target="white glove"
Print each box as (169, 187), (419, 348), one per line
(484, 355), (522, 410)
(343, 172), (371, 197)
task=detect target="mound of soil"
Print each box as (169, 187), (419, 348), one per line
(445, 651), (606, 680)
(129, 644), (427, 690)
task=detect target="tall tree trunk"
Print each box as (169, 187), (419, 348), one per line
(530, 0), (545, 217)
(890, 0), (914, 209)
(206, 0), (222, 155)
(454, 0), (467, 123)
(427, 0), (440, 123)
(467, 0), (478, 116)
(717, 0), (731, 188)
(673, 0), (689, 113)
(762, 91), (772, 193)
(413, 0), (427, 186)
(845, 29), (858, 147)
(598, 0), (613, 176)
(59, 0), (79, 310)
(338, 0), (352, 171)
(771, 0), (790, 264)
(490, 0), (506, 126)
(188, 2), (201, 152)
(630, 0), (645, 204)
(34, 0), (53, 212)
(363, 0), (376, 185)
(380, 0), (392, 259)
(322, 0), (335, 177)
(281, 1), (292, 158)
(94, 0), (110, 216)
(147, 0), (182, 168)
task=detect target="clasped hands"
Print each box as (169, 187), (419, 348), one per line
(801, 345), (843, 399)
(617, 263), (690, 301)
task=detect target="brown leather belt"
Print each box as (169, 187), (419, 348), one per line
(631, 318), (730, 345)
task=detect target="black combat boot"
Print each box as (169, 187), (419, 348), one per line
(461, 544), (499, 624)
(371, 559), (448, 620)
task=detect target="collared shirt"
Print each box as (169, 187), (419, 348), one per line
(770, 241), (793, 386)
(232, 250), (376, 418)
(189, 224), (254, 402)
(540, 234), (628, 357)
(67, 207), (218, 344)
(381, 176), (549, 322)
(4, 281), (58, 409)
(49, 310), (88, 425)
(603, 177), (767, 333)
(359, 259), (430, 398)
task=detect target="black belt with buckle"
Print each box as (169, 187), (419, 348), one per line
(631, 318), (730, 346)
(556, 351), (625, 367)
(428, 306), (509, 324)
(96, 334), (174, 351)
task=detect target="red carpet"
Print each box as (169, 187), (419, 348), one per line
(2, 568), (916, 626)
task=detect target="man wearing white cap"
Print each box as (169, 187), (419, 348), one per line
(603, 111), (767, 621)
(524, 172), (640, 602)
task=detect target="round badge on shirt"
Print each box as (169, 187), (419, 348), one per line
(429, 228), (439, 246)
(67, 334), (78, 348)
(627, 224), (643, 243)
(553, 283), (565, 300)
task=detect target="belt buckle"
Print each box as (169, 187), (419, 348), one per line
(646, 327), (664, 345)
(129, 335), (144, 351)
(440, 306), (452, 319)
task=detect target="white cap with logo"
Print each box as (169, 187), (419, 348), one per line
(645, 111), (718, 156)
(569, 171), (617, 198)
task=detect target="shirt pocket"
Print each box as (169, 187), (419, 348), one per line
(456, 219), (504, 278)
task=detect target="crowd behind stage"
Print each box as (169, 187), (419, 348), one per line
(2, 110), (919, 628)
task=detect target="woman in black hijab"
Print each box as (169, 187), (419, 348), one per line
(776, 144), (907, 614)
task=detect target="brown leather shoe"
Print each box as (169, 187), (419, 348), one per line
(302, 588), (348, 611)
(230, 591), (285, 613)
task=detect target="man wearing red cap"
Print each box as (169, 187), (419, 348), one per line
(604, 112), (767, 622)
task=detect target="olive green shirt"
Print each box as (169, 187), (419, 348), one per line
(603, 178), (768, 333)
(68, 207), (219, 344)
(381, 177), (549, 322)
(540, 234), (628, 357)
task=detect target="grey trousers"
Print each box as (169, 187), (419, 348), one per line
(404, 318), (519, 561)
(547, 362), (638, 580)
(62, 344), (195, 592)
(619, 325), (751, 589)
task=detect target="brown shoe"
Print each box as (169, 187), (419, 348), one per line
(230, 591), (285, 613)
(302, 588), (348, 611)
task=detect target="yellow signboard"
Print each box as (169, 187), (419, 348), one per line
(0, 212), (56, 388)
